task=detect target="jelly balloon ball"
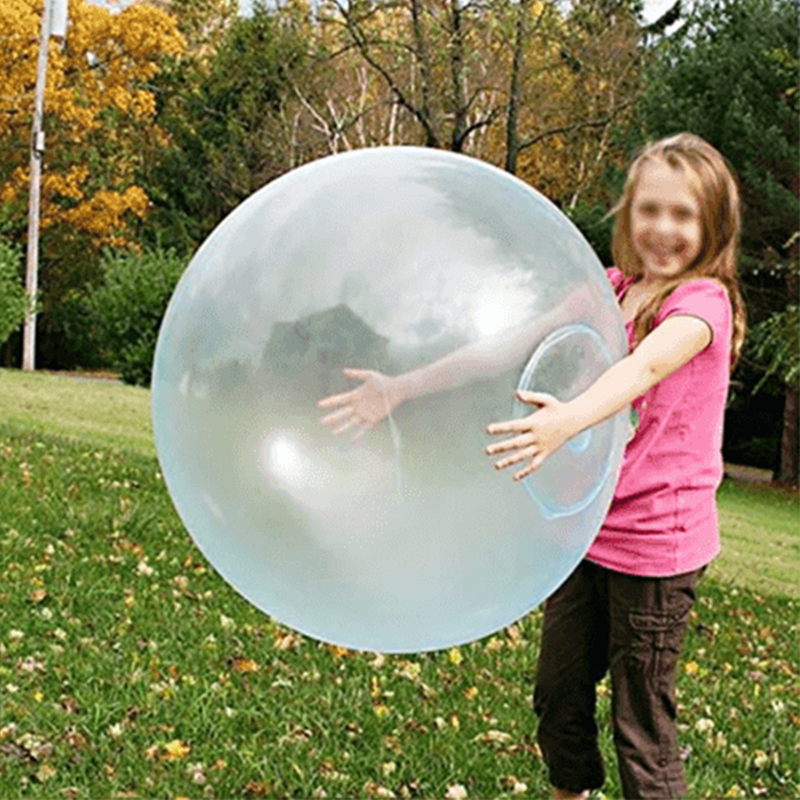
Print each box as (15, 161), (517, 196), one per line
(151, 147), (629, 653)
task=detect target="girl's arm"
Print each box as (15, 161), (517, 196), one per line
(319, 280), (618, 439)
(486, 314), (713, 481)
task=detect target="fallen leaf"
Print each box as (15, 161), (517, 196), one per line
(64, 728), (89, 750)
(319, 760), (348, 781)
(186, 762), (206, 784)
(370, 652), (386, 669)
(274, 629), (302, 651)
(364, 781), (396, 798)
(232, 657), (260, 674)
(17, 732), (53, 761)
(244, 780), (270, 796)
(395, 661), (421, 683)
(36, 763), (57, 782)
(278, 725), (312, 745)
(163, 740), (191, 761)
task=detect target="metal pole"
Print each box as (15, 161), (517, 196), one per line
(23, 0), (53, 372)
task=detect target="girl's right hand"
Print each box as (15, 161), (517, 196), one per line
(486, 391), (578, 481)
(318, 369), (400, 441)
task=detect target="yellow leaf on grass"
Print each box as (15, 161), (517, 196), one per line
(232, 657), (260, 674)
(395, 661), (421, 682)
(36, 764), (56, 782)
(274, 628), (302, 651)
(163, 739), (191, 760)
(476, 730), (511, 745)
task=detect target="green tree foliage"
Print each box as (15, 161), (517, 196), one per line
(643, 0), (799, 262)
(0, 239), (27, 348)
(751, 304), (800, 391)
(0, 0), (186, 369)
(146, 4), (312, 251)
(642, 0), (799, 483)
(88, 248), (188, 387)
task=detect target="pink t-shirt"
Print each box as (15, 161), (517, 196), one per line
(586, 268), (732, 577)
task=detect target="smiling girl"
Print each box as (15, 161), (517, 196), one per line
(487, 133), (746, 799)
(319, 132), (745, 800)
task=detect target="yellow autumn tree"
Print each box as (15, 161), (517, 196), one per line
(146, 0), (238, 57)
(0, 0), (185, 247)
(506, 0), (643, 208)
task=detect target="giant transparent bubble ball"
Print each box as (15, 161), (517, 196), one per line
(152, 147), (629, 653)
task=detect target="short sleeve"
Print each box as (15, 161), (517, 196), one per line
(658, 280), (732, 348)
(606, 267), (625, 292)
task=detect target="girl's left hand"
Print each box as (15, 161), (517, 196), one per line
(486, 391), (576, 482)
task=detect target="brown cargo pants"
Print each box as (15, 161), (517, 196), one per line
(534, 559), (703, 799)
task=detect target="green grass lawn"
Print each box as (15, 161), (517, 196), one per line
(0, 370), (798, 799)
(2, 368), (796, 597)
(0, 369), (153, 457)
(713, 480), (799, 598)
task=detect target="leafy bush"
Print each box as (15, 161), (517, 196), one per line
(89, 247), (188, 386)
(749, 305), (800, 390)
(42, 287), (107, 370)
(0, 239), (28, 348)
(567, 201), (615, 266)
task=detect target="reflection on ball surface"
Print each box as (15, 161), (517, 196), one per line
(151, 147), (628, 653)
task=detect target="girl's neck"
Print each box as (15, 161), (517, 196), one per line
(637, 271), (674, 292)
(620, 277), (663, 324)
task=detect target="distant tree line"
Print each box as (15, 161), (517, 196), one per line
(0, 0), (796, 482)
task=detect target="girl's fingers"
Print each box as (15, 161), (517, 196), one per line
(318, 369), (373, 409)
(486, 432), (533, 456)
(320, 406), (353, 426)
(513, 458), (541, 482)
(342, 368), (373, 380)
(487, 392), (560, 479)
(318, 390), (354, 409)
(486, 418), (531, 436)
(515, 390), (556, 407)
(493, 445), (538, 471)
(332, 416), (359, 436)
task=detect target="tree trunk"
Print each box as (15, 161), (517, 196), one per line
(3, 338), (13, 367)
(448, 0), (466, 152)
(776, 383), (799, 486)
(504, 0), (530, 174)
(776, 249), (799, 486)
(410, 0), (438, 148)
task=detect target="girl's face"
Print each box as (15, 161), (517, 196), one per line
(630, 160), (703, 286)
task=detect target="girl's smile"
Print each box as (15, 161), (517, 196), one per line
(631, 161), (703, 287)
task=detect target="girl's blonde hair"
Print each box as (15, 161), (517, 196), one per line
(612, 133), (746, 367)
